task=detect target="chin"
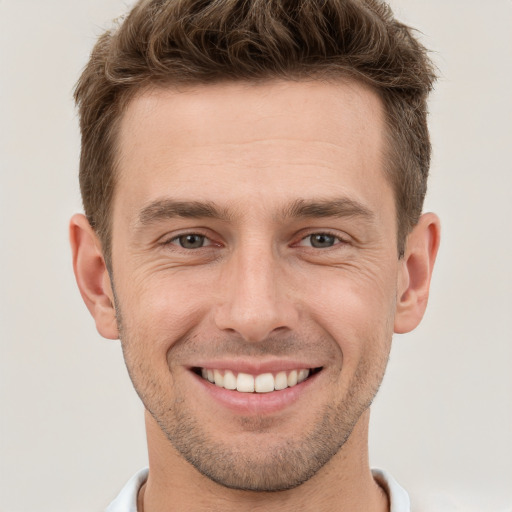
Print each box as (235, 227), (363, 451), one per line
(156, 400), (362, 493)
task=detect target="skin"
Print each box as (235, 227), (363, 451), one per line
(70, 80), (440, 511)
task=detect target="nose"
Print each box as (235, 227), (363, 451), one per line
(214, 243), (299, 342)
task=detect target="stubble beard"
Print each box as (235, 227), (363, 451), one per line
(114, 294), (391, 492)
(124, 343), (389, 491)
(162, 368), (381, 492)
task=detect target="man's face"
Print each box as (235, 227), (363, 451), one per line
(110, 80), (401, 491)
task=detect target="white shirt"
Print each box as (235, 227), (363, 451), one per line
(105, 467), (410, 512)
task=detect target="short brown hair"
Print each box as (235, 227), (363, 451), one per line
(75, 0), (436, 265)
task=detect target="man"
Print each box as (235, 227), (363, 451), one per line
(70, 0), (440, 510)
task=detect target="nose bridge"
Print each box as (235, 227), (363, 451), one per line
(214, 238), (297, 342)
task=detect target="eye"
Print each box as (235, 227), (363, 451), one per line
(170, 234), (210, 249)
(298, 233), (342, 249)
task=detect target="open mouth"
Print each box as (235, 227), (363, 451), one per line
(192, 367), (322, 393)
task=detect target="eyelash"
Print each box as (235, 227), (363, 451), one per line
(163, 232), (217, 249)
(161, 230), (348, 251)
(296, 231), (348, 249)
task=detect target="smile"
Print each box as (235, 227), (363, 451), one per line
(195, 367), (321, 393)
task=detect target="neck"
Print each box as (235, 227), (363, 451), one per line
(139, 409), (389, 512)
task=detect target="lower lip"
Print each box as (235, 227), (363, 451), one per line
(191, 371), (320, 415)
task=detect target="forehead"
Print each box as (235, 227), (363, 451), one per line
(114, 79), (390, 220)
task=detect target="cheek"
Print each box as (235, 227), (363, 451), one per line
(117, 270), (213, 361)
(304, 264), (397, 363)
(115, 277), (211, 409)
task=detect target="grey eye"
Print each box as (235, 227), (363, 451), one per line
(309, 234), (336, 248)
(177, 234), (206, 249)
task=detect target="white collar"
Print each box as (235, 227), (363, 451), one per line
(105, 467), (410, 512)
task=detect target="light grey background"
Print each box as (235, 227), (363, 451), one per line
(1, 1), (511, 511)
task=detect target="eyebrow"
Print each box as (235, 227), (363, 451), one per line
(136, 196), (374, 227)
(138, 199), (232, 226)
(280, 198), (374, 222)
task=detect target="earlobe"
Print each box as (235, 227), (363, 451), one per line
(394, 213), (441, 334)
(69, 214), (119, 340)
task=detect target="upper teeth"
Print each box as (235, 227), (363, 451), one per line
(200, 368), (311, 393)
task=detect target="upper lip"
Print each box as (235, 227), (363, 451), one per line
(188, 359), (323, 374)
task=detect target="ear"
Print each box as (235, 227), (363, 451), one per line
(394, 212), (441, 334)
(69, 213), (119, 339)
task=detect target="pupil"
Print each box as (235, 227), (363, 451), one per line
(311, 234), (335, 248)
(180, 234), (204, 248)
